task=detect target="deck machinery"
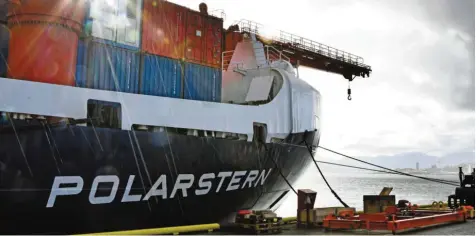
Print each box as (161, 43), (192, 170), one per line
(448, 167), (475, 208)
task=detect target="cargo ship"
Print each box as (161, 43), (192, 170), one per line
(0, 0), (371, 234)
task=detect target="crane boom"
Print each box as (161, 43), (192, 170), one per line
(233, 19), (372, 81)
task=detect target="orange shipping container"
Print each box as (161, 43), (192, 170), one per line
(142, 0), (186, 59)
(185, 10), (223, 68)
(7, 0), (86, 86)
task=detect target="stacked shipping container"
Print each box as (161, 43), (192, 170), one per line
(76, 0), (142, 94)
(76, 40), (140, 93)
(141, 0), (223, 102)
(140, 0), (184, 99)
(84, 0), (143, 49)
(185, 10), (222, 68)
(141, 0), (185, 59)
(184, 62), (221, 102)
(75, 0), (224, 102)
(140, 53), (182, 98)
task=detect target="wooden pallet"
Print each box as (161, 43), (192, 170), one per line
(238, 222), (282, 229)
(236, 224), (283, 235)
(254, 228), (282, 234)
(237, 217), (283, 225)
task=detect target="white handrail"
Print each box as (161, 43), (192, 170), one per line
(264, 45), (290, 63)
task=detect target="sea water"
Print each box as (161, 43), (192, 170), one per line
(276, 165), (460, 217)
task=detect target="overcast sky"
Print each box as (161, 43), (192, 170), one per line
(171, 0), (475, 159)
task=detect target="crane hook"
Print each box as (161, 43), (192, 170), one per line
(347, 82), (352, 101)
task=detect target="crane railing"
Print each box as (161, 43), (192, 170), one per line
(234, 19), (371, 70)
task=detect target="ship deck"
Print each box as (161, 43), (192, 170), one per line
(281, 220), (474, 235)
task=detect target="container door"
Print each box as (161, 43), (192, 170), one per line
(141, 0), (185, 59)
(116, 0), (141, 48)
(185, 11), (205, 64)
(205, 18), (222, 68)
(141, 0), (165, 56)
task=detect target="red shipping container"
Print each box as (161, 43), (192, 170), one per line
(205, 17), (222, 68)
(185, 10), (204, 64)
(142, 0), (186, 59)
(185, 10), (223, 68)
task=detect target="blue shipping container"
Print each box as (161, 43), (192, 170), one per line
(75, 40), (87, 87)
(140, 54), (182, 98)
(0, 24), (8, 77)
(184, 62), (222, 102)
(75, 40), (140, 94)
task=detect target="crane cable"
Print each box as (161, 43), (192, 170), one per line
(318, 146), (460, 186)
(315, 160), (404, 175)
(259, 132), (459, 201)
(303, 134), (349, 207)
(314, 160), (459, 185)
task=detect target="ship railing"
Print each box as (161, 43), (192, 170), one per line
(222, 50), (234, 71)
(209, 9), (226, 20)
(265, 45), (290, 64)
(234, 19), (371, 69)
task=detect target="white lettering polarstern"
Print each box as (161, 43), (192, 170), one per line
(46, 169), (273, 208)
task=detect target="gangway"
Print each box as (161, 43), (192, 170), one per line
(228, 19), (372, 81)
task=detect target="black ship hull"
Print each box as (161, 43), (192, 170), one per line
(0, 121), (318, 234)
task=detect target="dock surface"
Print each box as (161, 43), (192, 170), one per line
(212, 220), (475, 235)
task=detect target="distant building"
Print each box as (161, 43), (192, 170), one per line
(416, 162), (419, 170)
(431, 164), (437, 169)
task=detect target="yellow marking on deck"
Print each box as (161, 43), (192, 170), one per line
(76, 223), (220, 235)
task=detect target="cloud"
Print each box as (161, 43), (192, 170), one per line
(292, 0), (475, 157)
(371, 0), (475, 111)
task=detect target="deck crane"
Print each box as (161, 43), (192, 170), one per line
(224, 20), (372, 100)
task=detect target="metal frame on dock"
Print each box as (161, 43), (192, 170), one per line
(323, 207), (467, 235)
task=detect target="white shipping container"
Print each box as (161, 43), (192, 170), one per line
(87, 0), (142, 48)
